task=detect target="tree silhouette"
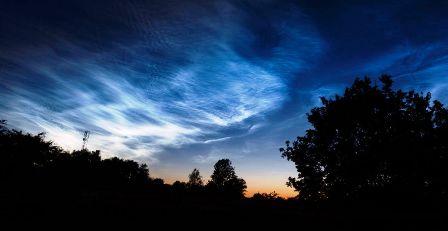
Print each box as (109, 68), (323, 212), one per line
(188, 168), (203, 188)
(172, 180), (187, 193)
(280, 75), (448, 204)
(208, 159), (247, 198)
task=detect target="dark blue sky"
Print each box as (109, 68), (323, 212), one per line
(1, 0), (448, 196)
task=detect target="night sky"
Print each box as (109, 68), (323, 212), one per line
(1, 0), (448, 197)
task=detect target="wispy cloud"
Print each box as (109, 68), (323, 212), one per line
(203, 136), (232, 144)
(363, 43), (448, 102)
(0, 1), (322, 162)
(192, 148), (244, 164)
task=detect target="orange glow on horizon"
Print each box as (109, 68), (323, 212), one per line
(163, 177), (298, 199)
(245, 185), (297, 198)
(156, 166), (298, 199)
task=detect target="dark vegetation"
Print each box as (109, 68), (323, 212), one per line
(0, 121), (253, 220)
(1, 75), (448, 226)
(281, 76), (448, 203)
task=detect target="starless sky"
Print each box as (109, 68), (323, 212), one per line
(1, 0), (448, 197)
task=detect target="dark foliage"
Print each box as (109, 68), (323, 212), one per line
(0, 121), (151, 194)
(281, 75), (448, 209)
(207, 159), (247, 199)
(252, 191), (281, 201)
(0, 121), (255, 222)
(188, 168), (203, 187)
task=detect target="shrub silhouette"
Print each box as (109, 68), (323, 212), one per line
(280, 75), (448, 205)
(252, 191), (281, 201)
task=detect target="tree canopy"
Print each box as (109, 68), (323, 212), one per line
(208, 159), (247, 198)
(0, 120), (248, 202)
(188, 168), (203, 187)
(280, 75), (448, 203)
(0, 121), (151, 191)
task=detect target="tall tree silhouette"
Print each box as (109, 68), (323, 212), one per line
(280, 75), (448, 203)
(208, 159), (247, 198)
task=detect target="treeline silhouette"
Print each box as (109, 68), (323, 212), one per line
(1, 120), (275, 221)
(0, 122), (246, 198)
(1, 75), (448, 226)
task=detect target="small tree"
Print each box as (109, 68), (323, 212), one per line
(172, 180), (187, 194)
(188, 168), (203, 187)
(208, 159), (247, 198)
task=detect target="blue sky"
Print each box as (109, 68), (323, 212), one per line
(1, 0), (448, 196)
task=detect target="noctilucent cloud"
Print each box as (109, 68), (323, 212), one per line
(1, 0), (448, 196)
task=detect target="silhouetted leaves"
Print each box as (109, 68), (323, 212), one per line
(0, 121), (249, 216)
(0, 122), (151, 193)
(252, 191), (281, 201)
(188, 168), (203, 188)
(207, 159), (247, 199)
(281, 75), (448, 205)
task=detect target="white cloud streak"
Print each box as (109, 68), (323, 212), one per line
(0, 1), (322, 162)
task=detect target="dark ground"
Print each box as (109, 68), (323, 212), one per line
(1, 191), (446, 229)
